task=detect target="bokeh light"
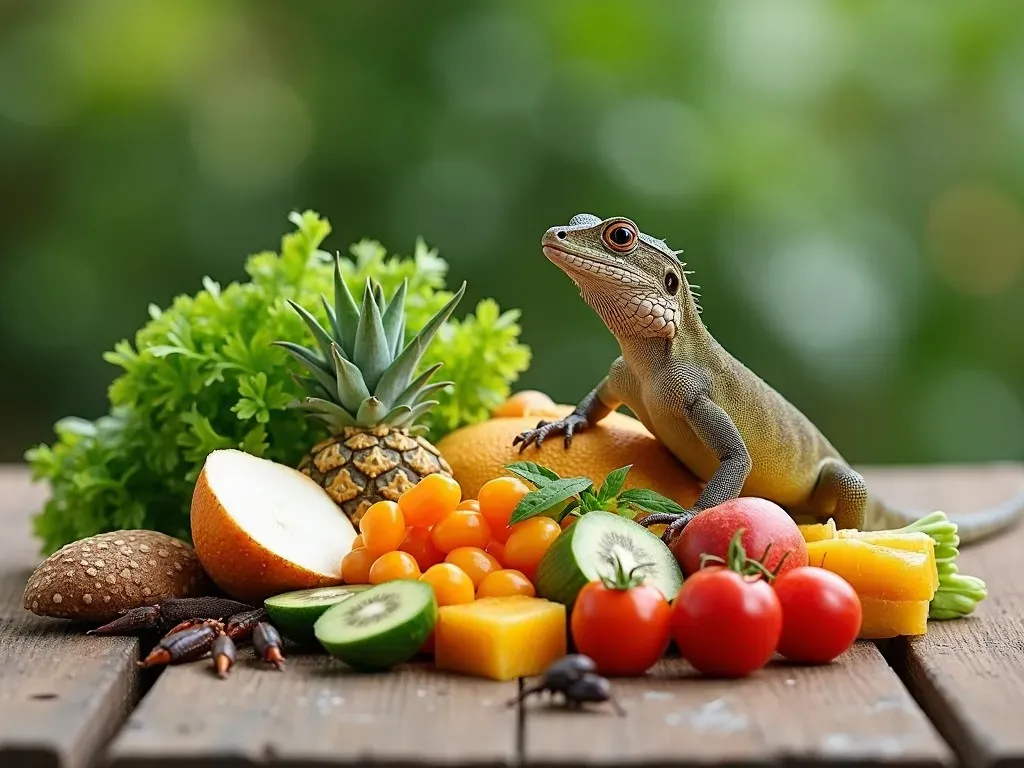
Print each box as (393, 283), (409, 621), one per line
(1, 0), (1022, 466)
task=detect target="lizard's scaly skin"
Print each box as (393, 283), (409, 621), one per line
(515, 213), (1024, 544)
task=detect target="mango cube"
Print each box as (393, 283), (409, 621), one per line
(806, 538), (937, 602)
(836, 530), (939, 594)
(798, 520), (837, 543)
(434, 596), (566, 681)
(858, 598), (929, 639)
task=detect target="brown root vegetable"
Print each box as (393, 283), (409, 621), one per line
(23, 530), (210, 623)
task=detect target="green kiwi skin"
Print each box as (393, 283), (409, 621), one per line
(264, 585), (370, 644)
(313, 581), (437, 671)
(534, 521), (589, 607)
(535, 510), (683, 608)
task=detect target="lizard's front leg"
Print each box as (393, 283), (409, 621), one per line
(639, 393), (752, 543)
(513, 376), (620, 451)
(807, 459), (867, 531)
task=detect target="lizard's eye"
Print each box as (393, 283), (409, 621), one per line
(664, 271), (679, 295)
(602, 221), (638, 252)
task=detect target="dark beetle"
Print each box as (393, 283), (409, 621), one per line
(508, 655), (624, 716)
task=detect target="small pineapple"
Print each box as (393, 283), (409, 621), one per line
(276, 254), (465, 525)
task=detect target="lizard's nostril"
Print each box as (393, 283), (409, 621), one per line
(556, 230), (567, 239)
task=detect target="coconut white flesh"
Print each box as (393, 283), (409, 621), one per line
(204, 449), (357, 577)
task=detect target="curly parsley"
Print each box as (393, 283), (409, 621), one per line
(25, 211), (531, 554)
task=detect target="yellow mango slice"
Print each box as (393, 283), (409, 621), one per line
(836, 530), (938, 594)
(805, 538), (937, 601)
(799, 520), (837, 543)
(434, 596), (567, 681)
(858, 597), (929, 639)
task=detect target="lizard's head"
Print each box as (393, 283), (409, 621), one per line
(541, 213), (700, 340)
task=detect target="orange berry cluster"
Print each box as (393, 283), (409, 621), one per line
(340, 474), (565, 605)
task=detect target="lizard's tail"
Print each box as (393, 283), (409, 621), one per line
(865, 490), (1024, 545)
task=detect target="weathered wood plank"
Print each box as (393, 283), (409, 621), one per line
(863, 463), (1024, 768)
(523, 642), (952, 768)
(4, 462), (1021, 768)
(107, 652), (519, 768)
(0, 468), (142, 768)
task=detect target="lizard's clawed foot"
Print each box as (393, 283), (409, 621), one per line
(513, 414), (589, 452)
(637, 511), (697, 544)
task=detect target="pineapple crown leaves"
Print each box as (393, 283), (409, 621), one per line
(274, 251), (467, 430)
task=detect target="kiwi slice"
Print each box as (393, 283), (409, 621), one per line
(313, 580), (437, 670)
(535, 510), (683, 606)
(264, 585), (371, 644)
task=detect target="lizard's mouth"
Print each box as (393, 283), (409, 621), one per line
(542, 245), (646, 286)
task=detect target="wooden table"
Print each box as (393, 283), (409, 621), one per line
(2, 463), (1023, 768)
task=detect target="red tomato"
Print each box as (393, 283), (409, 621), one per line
(671, 497), (808, 577)
(773, 566), (861, 664)
(571, 577), (672, 676)
(670, 566), (782, 677)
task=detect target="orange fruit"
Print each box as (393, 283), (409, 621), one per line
(476, 569), (536, 599)
(436, 406), (704, 504)
(368, 551), (422, 584)
(491, 390), (559, 418)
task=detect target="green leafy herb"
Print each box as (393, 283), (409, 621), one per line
(596, 465), (630, 504)
(505, 461), (688, 525)
(617, 488), (690, 518)
(25, 211), (531, 554)
(507, 477), (594, 525)
(505, 461), (561, 488)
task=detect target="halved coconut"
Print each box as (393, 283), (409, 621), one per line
(190, 449), (357, 602)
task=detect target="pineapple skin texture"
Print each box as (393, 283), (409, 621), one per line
(300, 426), (453, 525)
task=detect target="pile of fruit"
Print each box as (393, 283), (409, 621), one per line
(340, 474), (545, 599)
(182, 450), (981, 681)
(19, 211), (988, 691)
(23, 434), (987, 685)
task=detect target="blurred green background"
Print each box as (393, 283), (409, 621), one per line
(2, 0), (1023, 466)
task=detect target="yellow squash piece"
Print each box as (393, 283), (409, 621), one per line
(858, 598), (930, 639)
(805, 539), (937, 602)
(798, 520), (837, 543)
(836, 530), (939, 594)
(434, 596), (567, 681)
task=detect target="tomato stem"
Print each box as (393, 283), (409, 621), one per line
(598, 551), (652, 591)
(698, 529), (778, 581)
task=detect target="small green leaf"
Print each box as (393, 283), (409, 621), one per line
(331, 344), (371, 414)
(504, 461), (561, 488)
(556, 500), (580, 522)
(232, 399), (261, 421)
(618, 488), (689, 517)
(332, 253), (360, 357)
(286, 298), (335, 363)
(392, 362), (444, 409)
(381, 279), (408, 359)
(509, 477), (593, 524)
(292, 397), (357, 428)
(597, 465), (631, 504)
(352, 279), (391, 392)
(356, 396), (389, 426)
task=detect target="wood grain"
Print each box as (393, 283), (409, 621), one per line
(522, 642), (952, 768)
(107, 652), (519, 768)
(0, 468), (142, 768)
(863, 463), (1024, 768)
(2, 463), (1023, 768)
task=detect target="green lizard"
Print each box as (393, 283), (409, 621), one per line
(513, 213), (1024, 547)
